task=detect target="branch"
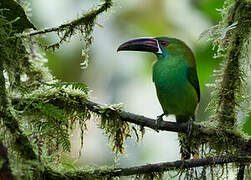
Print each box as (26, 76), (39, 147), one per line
(42, 154), (251, 179)
(11, 94), (250, 150)
(20, 0), (112, 37)
(84, 100), (250, 148)
(10, 92), (251, 177)
(110, 155), (251, 177)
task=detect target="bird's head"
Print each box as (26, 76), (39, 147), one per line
(117, 36), (192, 58)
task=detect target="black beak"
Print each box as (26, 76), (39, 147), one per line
(117, 37), (162, 54)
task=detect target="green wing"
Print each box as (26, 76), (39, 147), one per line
(187, 67), (200, 102)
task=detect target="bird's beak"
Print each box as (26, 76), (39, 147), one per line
(117, 37), (162, 54)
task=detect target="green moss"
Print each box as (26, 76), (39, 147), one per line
(98, 103), (130, 161)
(207, 0), (251, 128)
(200, 0), (250, 130)
(0, 0), (35, 32)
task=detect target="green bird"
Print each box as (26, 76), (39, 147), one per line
(117, 37), (200, 160)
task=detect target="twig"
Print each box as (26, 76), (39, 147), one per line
(84, 100), (249, 148)
(20, 0), (112, 37)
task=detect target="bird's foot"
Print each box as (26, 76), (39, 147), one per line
(155, 113), (165, 132)
(193, 153), (199, 159)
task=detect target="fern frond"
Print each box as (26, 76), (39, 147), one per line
(33, 103), (71, 152)
(35, 103), (68, 124)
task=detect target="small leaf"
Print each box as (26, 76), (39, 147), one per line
(199, 21), (238, 41)
(0, 0), (36, 33)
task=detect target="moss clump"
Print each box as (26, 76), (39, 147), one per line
(99, 104), (130, 160)
(14, 84), (90, 160)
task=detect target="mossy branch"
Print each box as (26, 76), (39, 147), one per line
(23, 0), (112, 37)
(212, 2), (251, 178)
(18, 0), (113, 69)
(0, 58), (36, 160)
(215, 0), (251, 128)
(40, 154), (251, 179)
(11, 93), (250, 152)
(85, 100), (250, 148)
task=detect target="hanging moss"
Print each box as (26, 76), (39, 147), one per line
(98, 103), (131, 162)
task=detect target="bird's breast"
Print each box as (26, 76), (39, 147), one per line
(153, 59), (187, 88)
(152, 60), (198, 116)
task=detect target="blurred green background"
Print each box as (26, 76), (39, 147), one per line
(27, 0), (250, 170)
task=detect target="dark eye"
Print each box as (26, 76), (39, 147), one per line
(159, 40), (169, 46)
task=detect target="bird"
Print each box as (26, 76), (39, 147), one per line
(117, 36), (200, 160)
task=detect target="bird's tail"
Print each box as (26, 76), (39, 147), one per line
(176, 115), (197, 160)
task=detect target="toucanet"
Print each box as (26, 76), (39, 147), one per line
(117, 37), (200, 159)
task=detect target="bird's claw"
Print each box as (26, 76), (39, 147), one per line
(155, 114), (164, 132)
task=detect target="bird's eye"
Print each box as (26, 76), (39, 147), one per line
(159, 40), (169, 46)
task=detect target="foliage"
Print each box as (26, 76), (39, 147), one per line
(0, 0), (124, 178)
(18, 83), (91, 159)
(0, 0), (35, 32)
